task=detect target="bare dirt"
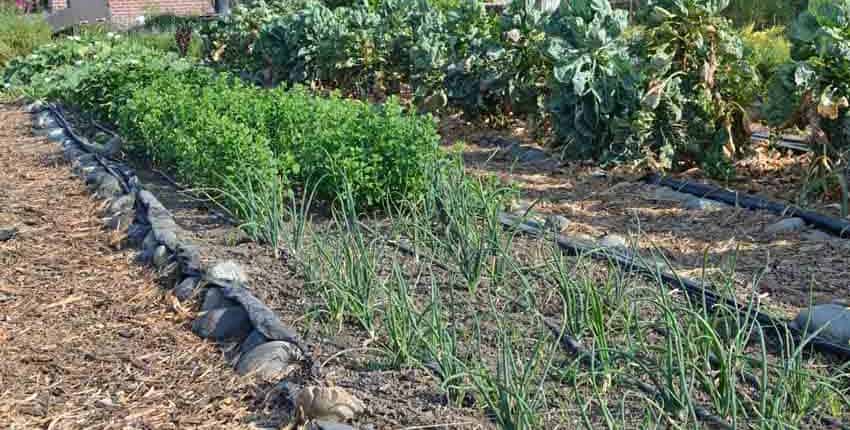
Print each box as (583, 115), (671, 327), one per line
(0, 105), (287, 429)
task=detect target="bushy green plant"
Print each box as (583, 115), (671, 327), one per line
(764, 0), (850, 201)
(200, 0), (302, 73)
(118, 73), (278, 192)
(444, 0), (549, 119)
(0, 6), (51, 69)
(253, 1), (375, 88)
(545, 0), (640, 160)
(630, 0), (761, 172)
(119, 71), (441, 207)
(741, 24), (791, 80)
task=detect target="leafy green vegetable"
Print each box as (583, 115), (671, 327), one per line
(545, 0), (639, 161)
(765, 0), (850, 200)
(630, 0), (760, 172)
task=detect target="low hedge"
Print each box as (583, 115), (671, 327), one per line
(5, 36), (443, 209)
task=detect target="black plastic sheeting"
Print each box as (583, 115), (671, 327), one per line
(498, 213), (850, 361)
(645, 173), (850, 238)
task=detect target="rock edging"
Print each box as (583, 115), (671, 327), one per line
(27, 102), (360, 429)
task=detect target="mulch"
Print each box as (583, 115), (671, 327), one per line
(0, 105), (287, 429)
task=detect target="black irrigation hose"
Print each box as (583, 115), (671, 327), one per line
(48, 105), (136, 193)
(644, 173), (850, 238)
(498, 213), (850, 361)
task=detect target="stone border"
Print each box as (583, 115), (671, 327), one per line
(27, 102), (363, 430)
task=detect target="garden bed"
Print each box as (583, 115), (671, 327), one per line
(445, 121), (850, 317)
(49, 107), (850, 428)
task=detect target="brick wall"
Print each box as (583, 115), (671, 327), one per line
(108, 0), (213, 27)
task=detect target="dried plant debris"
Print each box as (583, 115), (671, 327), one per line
(0, 106), (288, 429)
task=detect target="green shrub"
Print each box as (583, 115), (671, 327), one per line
(120, 76), (441, 206)
(764, 0), (850, 195)
(545, 0), (639, 161)
(724, 0), (807, 28)
(200, 0), (303, 73)
(628, 0), (761, 172)
(119, 74), (278, 192)
(741, 24), (791, 80)
(0, 7), (52, 69)
(4, 35), (116, 89)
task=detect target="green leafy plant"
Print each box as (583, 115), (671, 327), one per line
(200, 0), (303, 73)
(630, 0), (761, 172)
(545, 0), (640, 160)
(741, 24), (791, 81)
(0, 6), (51, 70)
(764, 0), (850, 207)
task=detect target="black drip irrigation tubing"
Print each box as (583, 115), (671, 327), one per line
(644, 173), (850, 238)
(48, 105), (138, 193)
(497, 213), (850, 361)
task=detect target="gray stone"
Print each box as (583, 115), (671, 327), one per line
(33, 112), (56, 129)
(84, 170), (107, 187)
(76, 164), (100, 177)
(46, 128), (67, 142)
(509, 200), (533, 215)
(141, 230), (158, 255)
(107, 193), (136, 215)
(0, 228), (18, 242)
(239, 330), (268, 356)
(201, 287), (238, 312)
(25, 101), (46, 113)
(545, 215), (571, 232)
(682, 197), (727, 211)
(599, 233), (628, 249)
(174, 277), (201, 301)
(192, 306), (253, 341)
(235, 340), (302, 381)
(765, 217), (806, 235)
(653, 187), (692, 202)
(138, 190), (182, 250)
(152, 245), (170, 268)
(793, 303), (850, 346)
(802, 229), (833, 242)
(570, 233), (595, 245)
(509, 143), (548, 163)
(218, 285), (302, 347)
(95, 175), (124, 199)
(207, 260), (249, 284)
(63, 148), (84, 162)
(311, 422), (356, 430)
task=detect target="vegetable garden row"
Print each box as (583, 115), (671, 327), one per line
(197, 0), (849, 183)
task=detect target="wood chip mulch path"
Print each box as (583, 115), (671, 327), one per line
(0, 104), (287, 429)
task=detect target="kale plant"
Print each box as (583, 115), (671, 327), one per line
(545, 0), (640, 160)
